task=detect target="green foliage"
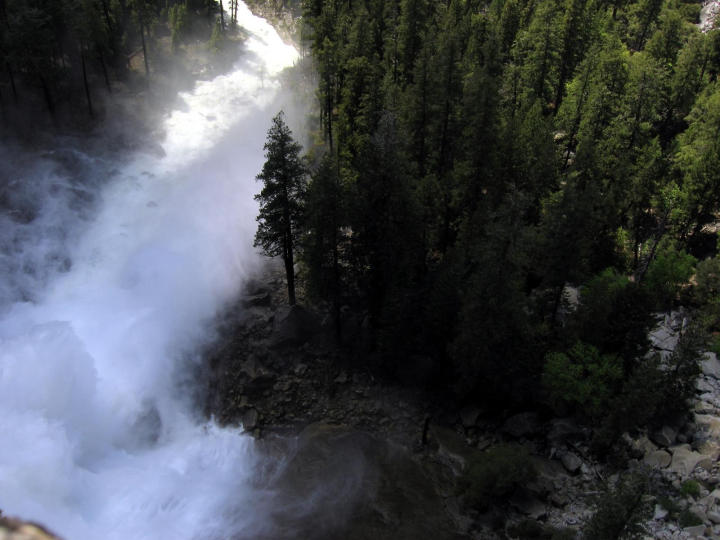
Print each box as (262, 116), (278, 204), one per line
(583, 472), (651, 540)
(208, 19), (224, 52)
(678, 508), (704, 528)
(694, 256), (720, 330)
(460, 444), (537, 511)
(169, 3), (190, 51)
(642, 243), (696, 309)
(543, 342), (623, 419)
(680, 479), (701, 498)
(571, 269), (654, 364)
(591, 326), (701, 453)
(254, 111), (307, 305)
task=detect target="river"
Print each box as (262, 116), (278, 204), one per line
(0, 3), (299, 538)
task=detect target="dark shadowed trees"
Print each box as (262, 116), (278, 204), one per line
(254, 111), (307, 306)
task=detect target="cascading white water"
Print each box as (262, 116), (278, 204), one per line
(0, 4), (298, 538)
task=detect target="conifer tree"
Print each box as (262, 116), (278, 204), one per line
(254, 111), (307, 306)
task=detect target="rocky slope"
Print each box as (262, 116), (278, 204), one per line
(204, 263), (720, 539)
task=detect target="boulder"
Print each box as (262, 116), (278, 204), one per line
(0, 516), (60, 540)
(709, 511), (720, 524)
(649, 325), (679, 351)
(270, 305), (321, 348)
(241, 408), (259, 431)
(669, 445), (706, 477)
(509, 492), (547, 520)
(644, 450), (672, 469)
(559, 452), (583, 474)
(702, 352), (720, 379)
(651, 425), (677, 448)
(548, 418), (585, 444)
(697, 378), (715, 394)
(502, 412), (540, 438)
(241, 291), (271, 308)
(683, 524), (706, 538)
(460, 406), (482, 428)
(654, 504), (669, 520)
(696, 414), (720, 438)
(628, 435), (658, 458)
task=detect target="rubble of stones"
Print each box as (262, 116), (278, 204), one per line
(205, 265), (720, 539)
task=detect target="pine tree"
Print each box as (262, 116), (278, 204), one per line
(254, 111), (307, 306)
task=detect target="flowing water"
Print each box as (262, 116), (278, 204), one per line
(0, 4), (299, 538)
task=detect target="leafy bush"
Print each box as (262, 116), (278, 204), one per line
(570, 269), (654, 363)
(678, 508), (703, 528)
(694, 256), (720, 330)
(461, 444), (537, 510)
(681, 479), (701, 498)
(543, 341), (623, 419)
(591, 328), (700, 454)
(643, 244), (696, 310)
(169, 4), (190, 51)
(584, 472), (650, 540)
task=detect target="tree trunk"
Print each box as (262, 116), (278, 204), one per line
(40, 74), (54, 115)
(219, 0), (225, 30)
(140, 18), (150, 77)
(7, 62), (17, 102)
(81, 48), (94, 118)
(98, 50), (111, 92)
(285, 237), (296, 306)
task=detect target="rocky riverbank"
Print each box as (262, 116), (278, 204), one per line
(204, 262), (720, 539)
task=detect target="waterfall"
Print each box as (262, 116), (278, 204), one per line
(0, 3), (298, 538)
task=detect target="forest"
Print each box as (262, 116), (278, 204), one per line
(283, 0), (720, 454)
(1, 0), (720, 454)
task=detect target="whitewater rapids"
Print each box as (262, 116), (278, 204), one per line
(0, 3), (299, 539)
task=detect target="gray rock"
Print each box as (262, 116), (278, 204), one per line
(651, 425), (677, 447)
(702, 352), (720, 379)
(654, 504), (669, 520)
(684, 524), (706, 537)
(670, 445), (706, 477)
(650, 325), (679, 351)
(697, 378), (715, 393)
(709, 511), (720, 524)
(510, 492), (547, 520)
(549, 491), (569, 507)
(548, 418), (585, 443)
(334, 372), (348, 384)
(270, 305), (321, 348)
(560, 452), (583, 474)
(294, 363), (308, 376)
(502, 412), (540, 438)
(0, 516), (60, 540)
(460, 406), (482, 428)
(242, 408), (259, 431)
(242, 291), (271, 308)
(644, 450), (672, 469)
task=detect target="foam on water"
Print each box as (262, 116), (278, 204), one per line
(0, 4), (298, 538)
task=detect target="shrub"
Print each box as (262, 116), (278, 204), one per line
(681, 479), (701, 498)
(542, 341), (623, 419)
(643, 244), (696, 310)
(678, 508), (703, 528)
(570, 269), (654, 363)
(583, 472), (650, 540)
(461, 444), (537, 510)
(694, 256), (720, 329)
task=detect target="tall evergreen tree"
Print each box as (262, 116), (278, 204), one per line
(254, 111), (307, 306)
